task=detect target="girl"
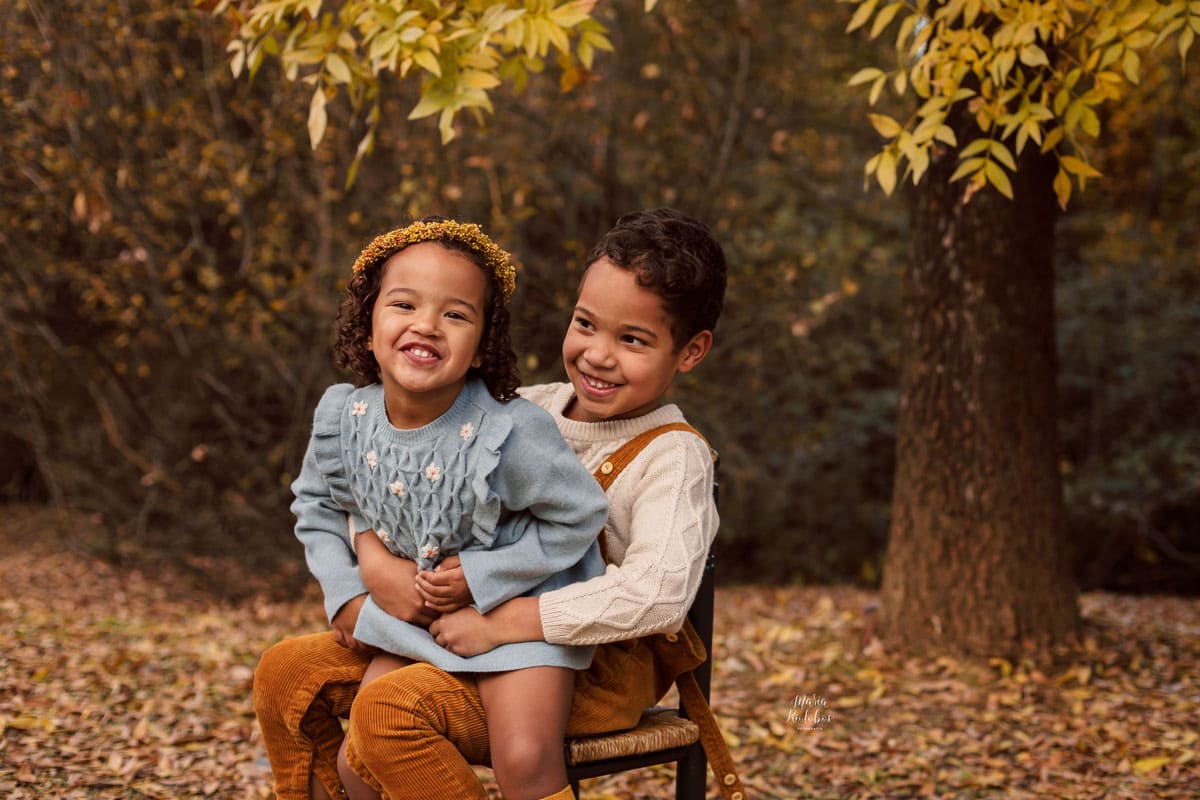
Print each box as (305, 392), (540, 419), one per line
(289, 218), (607, 800)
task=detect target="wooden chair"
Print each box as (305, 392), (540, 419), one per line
(563, 552), (716, 798)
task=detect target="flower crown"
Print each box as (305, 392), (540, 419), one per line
(352, 219), (516, 302)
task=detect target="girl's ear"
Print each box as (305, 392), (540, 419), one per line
(676, 330), (712, 374)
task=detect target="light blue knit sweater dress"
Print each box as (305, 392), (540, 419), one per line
(291, 379), (608, 672)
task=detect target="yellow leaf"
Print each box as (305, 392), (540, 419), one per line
(868, 113), (903, 138)
(413, 49), (441, 77)
(846, 0), (880, 34)
(408, 92), (445, 121)
(870, 1), (904, 40)
(1122, 48), (1141, 83)
(876, 149), (897, 195)
(989, 140), (1016, 170)
(460, 69), (501, 90)
(869, 74), (887, 105)
(306, 87), (327, 149)
(848, 67), (885, 86)
(985, 160), (1013, 199)
(1053, 168), (1072, 209)
(1019, 44), (1049, 67)
(949, 156), (986, 183)
(1060, 155), (1102, 178)
(644, 0), (658, 11)
(1133, 755), (1173, 775)
(325, 53), (351, 85)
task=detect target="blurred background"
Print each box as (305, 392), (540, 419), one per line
(2, 0), (1197, 597)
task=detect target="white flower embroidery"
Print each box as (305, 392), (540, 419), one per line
(377, 529), (392, 545)
(365, 450), (378, 469)
(388, 480), (406, 497)
(420, 544), (440, 561)
(425, 463), (441, 482)
(460, 422), (474, 440)
(351, 400), (368, 416)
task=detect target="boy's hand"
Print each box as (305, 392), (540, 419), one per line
(356, 531), (438, 628)
(429, 607), (499, 657)
(415, 555), (473, 613)
(330, 594), (376, 653)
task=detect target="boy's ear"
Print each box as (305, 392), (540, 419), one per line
(676, 330), (713, 374)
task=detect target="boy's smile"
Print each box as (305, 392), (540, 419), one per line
(562, 257), (710, 423)
(369, 242), (486, 428)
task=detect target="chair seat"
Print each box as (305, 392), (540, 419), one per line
(566, 707), (700, 766)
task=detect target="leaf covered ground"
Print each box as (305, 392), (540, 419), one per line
(2, 507), (1197, 799)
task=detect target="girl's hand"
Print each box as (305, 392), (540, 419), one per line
(330, 594), (377, 654)
(429, 607), (499, 657)
(356, 531), (439, 628)
(415, 555), (474, 613)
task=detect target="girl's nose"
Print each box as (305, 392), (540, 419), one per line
(410, 310), (439, 335)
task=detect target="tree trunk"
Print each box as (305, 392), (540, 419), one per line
(880, 133), (1080, 656)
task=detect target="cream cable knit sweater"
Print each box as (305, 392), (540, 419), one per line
(518, 383), (719, 646)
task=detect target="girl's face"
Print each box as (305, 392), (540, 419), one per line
(369, 241), (488, 428)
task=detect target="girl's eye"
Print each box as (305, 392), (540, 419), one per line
(622, 335), (647, 346)
(391, 301), (414, 310)
(573, 316), (593, 330)
(446, 311), (468, 321)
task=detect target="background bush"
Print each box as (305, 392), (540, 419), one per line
(1, 0), (1196, 595)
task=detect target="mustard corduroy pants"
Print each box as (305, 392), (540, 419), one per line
(253, 632), (660, 799)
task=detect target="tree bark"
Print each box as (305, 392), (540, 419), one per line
(881, 131), (1080, 656)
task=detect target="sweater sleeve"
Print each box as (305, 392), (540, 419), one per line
(458, 400), (609, 614)
(537, 431), (718, 645)
(290, 384), (368, 622)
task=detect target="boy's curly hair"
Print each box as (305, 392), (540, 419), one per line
(586, 208), (727, 349)
(333, 218), (521, 402)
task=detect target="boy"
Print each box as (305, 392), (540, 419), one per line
(253, 208), (740, 800)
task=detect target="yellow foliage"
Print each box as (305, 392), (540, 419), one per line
(215, 0), (613, 175)
(844, 0), (1196, 207)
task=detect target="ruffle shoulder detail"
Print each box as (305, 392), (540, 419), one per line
(459, 383), (515, 549)
(310, 382), (359, 513)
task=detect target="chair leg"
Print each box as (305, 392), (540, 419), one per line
(676, 744), (707, 800)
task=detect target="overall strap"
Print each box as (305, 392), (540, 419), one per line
(589, 423), (747, 800)
(592, 422), (712, 490)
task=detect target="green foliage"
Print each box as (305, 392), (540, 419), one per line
(843, 0), (1198, 208)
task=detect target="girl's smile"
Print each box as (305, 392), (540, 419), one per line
(369, 242), (487, 428)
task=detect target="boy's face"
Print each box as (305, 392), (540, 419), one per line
(562, 257), (710, 423)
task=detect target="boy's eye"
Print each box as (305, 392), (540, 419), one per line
(622, 335), (647, 346)
(573, 316), (594, 330)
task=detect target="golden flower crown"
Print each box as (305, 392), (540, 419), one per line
(352, 219), (516, 303)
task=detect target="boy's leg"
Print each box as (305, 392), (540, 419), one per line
(253, 632), (370, 800)
(336, 654), (412, 800)
(343, 663), (491, 799)
(477, 667), (574, 800)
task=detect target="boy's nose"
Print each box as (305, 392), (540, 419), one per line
(584, 340), (616, 368)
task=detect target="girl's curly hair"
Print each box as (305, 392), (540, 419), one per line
(333, 218), (521, 402)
